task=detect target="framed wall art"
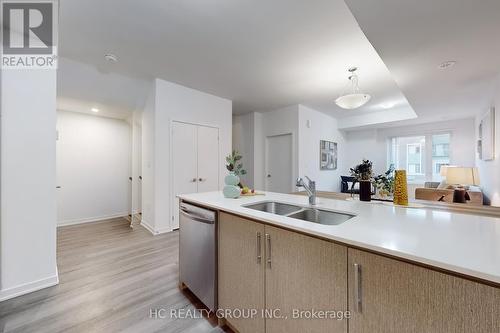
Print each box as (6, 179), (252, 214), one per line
(320, 140), (337, 170)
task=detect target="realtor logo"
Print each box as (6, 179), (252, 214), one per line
(1, 0), (58, 68)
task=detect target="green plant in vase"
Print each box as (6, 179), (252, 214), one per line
(349, 159), (373, 181)
(225, 150), (247, 188)
(349, 159), (374, 201)
(223, 150), (247, 198)
(373, 164), (395, 198)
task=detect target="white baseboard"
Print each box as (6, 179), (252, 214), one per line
(0, 273), (59, 302)
(140, 219), (172, 235)
(156, 227), (173, 234)
(140, 219), (157, 235)
(57, 212), (129, 227)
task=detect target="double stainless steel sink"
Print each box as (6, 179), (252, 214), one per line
(243, 201), (354, 226)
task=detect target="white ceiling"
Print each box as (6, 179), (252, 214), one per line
(57, 57), (149, 119)
(345, 0), (500, 125)
(57, 0), (500, 129)
(58, 0), (415, 124)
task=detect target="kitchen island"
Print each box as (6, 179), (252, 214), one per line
(178, 191), (500, 333)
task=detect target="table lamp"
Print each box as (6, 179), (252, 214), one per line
(445, 167), (480, 203)
(445, 167), (480, 186)
(439, 165), (457, 178)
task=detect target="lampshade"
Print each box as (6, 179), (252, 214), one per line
(439, 165), (457, 177)
(335, 67), (371, 110)
(445, 167), (480, 186)
(335, 93), (371, 110)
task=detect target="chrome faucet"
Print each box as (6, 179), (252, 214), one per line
(296, 176), (317, 205)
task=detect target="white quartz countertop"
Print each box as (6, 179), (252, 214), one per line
(178, 191), (500, 285)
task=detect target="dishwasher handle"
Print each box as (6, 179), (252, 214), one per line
(180, 207), (215, 224)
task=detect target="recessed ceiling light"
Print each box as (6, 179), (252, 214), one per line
(104, 53), (118, 62)
(91, 107), (99, 113)
(438, 60), (456, 69)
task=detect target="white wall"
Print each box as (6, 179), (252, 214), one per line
(476, 77), (500, 206)
(56, 111), (132, 225)
(298, 105), (346, 191)
(253, 112), (265, 190)
(343, 129), (388, 176)
(142, 79), (232, 234)
(343, 118), (477, 176)
(259, 105), (299, 191)
(235, 107), (477, 195)
(233, 113), (255, 187)
(232, 111), (266, 190)
(234, 105), (346, 192)
(131, 111), (142, 215)
(0, 69), (58, 301)
(141, 86), (156, 231)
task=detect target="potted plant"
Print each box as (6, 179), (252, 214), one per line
(350, 159), (373, 201)
(373, 165), (395, 199)
(223, 151), (247, 198)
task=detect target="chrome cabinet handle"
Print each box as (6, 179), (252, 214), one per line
(199, 178), (205, 182)
(354, 263), (362, 312)
(191, 178), (197, 182)
(266, 234), (271, 268)
(256, 232), (262, 263)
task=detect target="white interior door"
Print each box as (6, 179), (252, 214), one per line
(265, 134), (293, 193)
(137, 125), (142, 213)
(197, 125), (219, 192)
(56, 129), (63, 221)
(172, 122), (198, 229)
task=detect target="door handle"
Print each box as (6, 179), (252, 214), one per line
(198, 178), (205, 182)
(353, 263), (362, 313)
(266, 234), (271, 268)
(129, 177), (132, 181)
(267, 174), (271, 178)
(190, 178), (197, 182)
(256, 232), (262, 264)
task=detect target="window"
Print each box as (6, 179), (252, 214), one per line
(435, 162), (449, 174)
(406, 143), (423, 175)
(431, 133), (450, 181)
(389, 133), (451, 184)
(389, 136), (426, 184)
(408, 163), (421, 174)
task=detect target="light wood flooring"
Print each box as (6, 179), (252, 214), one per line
(0, 218), (223, 333)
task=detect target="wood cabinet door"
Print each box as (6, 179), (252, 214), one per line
(265, 225), (348, 333)
(218, 212), (265, 333)
(348, 248), (500, 333)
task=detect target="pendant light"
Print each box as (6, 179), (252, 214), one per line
(335, 67), (371, 109)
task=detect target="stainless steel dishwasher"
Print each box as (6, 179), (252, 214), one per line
(179, 202), (217, 310)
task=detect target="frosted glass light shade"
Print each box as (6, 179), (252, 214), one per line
(335, 93), (371, 110)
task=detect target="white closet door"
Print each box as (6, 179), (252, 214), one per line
(197, 126), (219, 193)
(172, 122), (198, 229)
